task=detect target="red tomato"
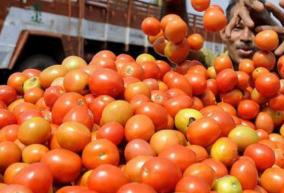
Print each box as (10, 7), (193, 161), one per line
(187, 117), (221, 147)
(63, 106), (94, 129)
(51, 92), (87, 125)
(56, 186), (97, 193)
(0, 184), (33, 193)
(0, 109), (17, 128)
(41, 149), (81, 183)
(117, 183), (157, 193)
(141, 17), (161, 36)
(185, 73), (207, 95)
(82, 139), (120, 169)
(0, 85), (17, 105)
(0, 124), (18, 142)
(135, 102), (168, 130)
(202, 158), (228, 179)
(88, 164), (129, 193)
(191, 0), (210, 12)
(184, 163), (215, 186)
(43, 86), (65, 108)
(216, 69), (238, 93)
(141, 157), (182, 193)
(96, 122), (124, 145)
(159, 144), (196, 172)
(88, 95), (114, 124)
(260, 167), (284, 193)
(237, 100), (260, 120)
(175, 176), (210, 193)
(156, 60), (171, 78)
(0, 141), (21, 170)
(163, 71), (192, 96)
(89, 68), (124, 97)
(124, 139), (156, 161)
(11, 163), (53, 193)
(163, 95), (193, 117)
(117, 62), (144, 80)
(140, 61), (161, 80)
(203, 6), (227, 32)
(255, 73), (280, 98)
(269, 94), (284, 111)
(244, 143), (275, 171)
(230, 158), (258, 190)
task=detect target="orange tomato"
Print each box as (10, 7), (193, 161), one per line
(255, 30), (279, 51)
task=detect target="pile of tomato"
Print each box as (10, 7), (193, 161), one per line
(1, 1), (284, 193)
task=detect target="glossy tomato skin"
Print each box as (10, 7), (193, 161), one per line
(56, 186), (98, 193)
(117, 183), (157, 193)
(11, 162), (53, 193)
(43, 86), (65, 108)
(0, 184), (33, 193)
(202, 158), (228, 179)
(41, 149), (81, 183)
(96, 122), (124, 145)
(82, 139), (120, 169)
(87, 164), (129, 193)
(89, 68), (124, 97)
(52, 92), (87, 125)
(244, 143), (275, 171)
(0, 85), (17, 105)
(260, 167), (284, 193)
(230, 158), (258, 190)
(175, 176), (211, 193)
(255, 73), (280, 98)
(124, 139), (156, 161)
(159, 144), (196, 172)
(141, 157), (182, 193)
(237, 100), (260, 120)
(0, 109), (17, 128)
(216, 69), (238, 93)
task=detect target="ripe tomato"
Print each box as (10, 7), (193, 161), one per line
(0, 109), (17, 128)
(187, 117), (221, 147)
(187, 33), (204, 50)
(260, 167), (284, 193)
(88, 164), (129, 193)
(244, 143), (275, 171)
(156, 60), (171, 78)
(136, 102), (168, 130)
(160, 14), (181, 30)
(141, 17), (161, 36)
(230, 158), (258, 190)
(191, 0), (210, 11)
(11, 162), (53, 193)
(125, 114), (155, 142)
(124, 155), (153, 182)
(188, 145), (208, 162)
(117, 183), (157, 193)
(216, 69), (238, 93)
(89, 57), (116, 70)
(88, 95), (114, 124)
(255, 112), (274, 133)
(255, 30), (279, 51)
(7, 72), (28, 94)
(41, 149), (81, 183)
(237, 100), (260, 120)
(255, 73), (280, 98)
(52, 92), (87, 124)
(55, 121), (91, 152)
(43, 86), (65, 108)
(130, 95), (150, 110)
(206, 110), (236, 137)
(63, 105), (94, 129)
(253, 51), (276, 70)
(63, 70), (89, 93)
(22, 144), (48, 163)
(0, 124), (18, 142)
(214, 54), (233, 73)
(89, 68), (124, 97)
(23, 87), (44, 104)
(239, 59), (255, 74)
(92, 50), (116, 61)
(124, 139), (156, 161)
(18, 117), (51, 145)
(202, 158), (228, 178)
(140, 61), (160, 80)
(82, 139), (119, 169)
(163, 95), (193, 117)
(175, 176), (210, 193)
(185, 73), (207, 95)
(124, 82), (151, 101)
(159, 144), (196, 172)
(117, 62), (144, 80)
(269, 94), (284, 111)
(0, 85), (17, 105)
(203, 6), (227, 32)
(163, 71), (192, 96)
(96, 122), (124, 145)
(56, 186), (97, 193)
(0, 141), (21, 170)
(184, 163), (215, 186)
(22, 68), (40, 78)
(164, 39), (190, 64)
(164, 18), (188, 44)
(39, 65), (68, 88)
(141, 157), (182, 193)
(3, 162), (29, 184)
(0, 184), (33, 193)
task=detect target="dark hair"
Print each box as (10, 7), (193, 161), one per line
(226, 0), (266, 18)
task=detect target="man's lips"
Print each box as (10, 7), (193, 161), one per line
(237, 47), (254, 56)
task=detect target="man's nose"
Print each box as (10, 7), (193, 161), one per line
(240, 27), (253, 42)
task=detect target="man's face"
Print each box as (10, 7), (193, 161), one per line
(222, 6), (256, 64)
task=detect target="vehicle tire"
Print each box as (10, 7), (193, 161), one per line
(16, 54), (57, 71)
